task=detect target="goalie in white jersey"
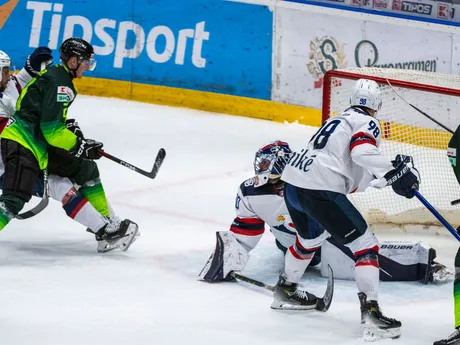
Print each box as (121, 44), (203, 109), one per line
(0, 48), (133, 252)
(281, 79), (420, 341)
(197, 141), (328, 281)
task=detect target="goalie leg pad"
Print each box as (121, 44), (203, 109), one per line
(198, 231), (249, 282)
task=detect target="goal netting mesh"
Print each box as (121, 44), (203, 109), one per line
(323, 67), (460, 227)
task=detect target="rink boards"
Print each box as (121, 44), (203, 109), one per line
(1, 0), (460, 130)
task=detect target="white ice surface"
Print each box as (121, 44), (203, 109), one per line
(1, 95), (459, 345)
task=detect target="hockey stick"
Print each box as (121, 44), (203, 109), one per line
(385, 79), (454, 134)
(230, 265), (334, 312)
(230, 272), (275, 291)
(413, 189), (460, 242)
(15, 169), (49, 220)
(98, 148), (166, 179)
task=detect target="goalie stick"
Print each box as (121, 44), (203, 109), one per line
(15, 169), (49, 220)
(98, 148), (166, 179)
(230, 264), (334, 312)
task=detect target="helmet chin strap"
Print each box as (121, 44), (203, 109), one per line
(64, 59), (82, 77)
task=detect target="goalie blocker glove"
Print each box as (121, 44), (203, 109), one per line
(371, 154), (420, 198)
(70, 137), (103, 160)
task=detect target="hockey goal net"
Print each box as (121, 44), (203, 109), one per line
(323, 67), (460, 227)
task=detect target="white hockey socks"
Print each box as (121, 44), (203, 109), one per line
(347, 228), (380, 301)
(48, 175), (108, 232)
(284, 247), (314, 283)
(283, 233), (329, 283)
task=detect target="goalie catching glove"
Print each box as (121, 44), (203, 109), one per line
(70, 137), (103, 160)
(371, 154), (420, 198)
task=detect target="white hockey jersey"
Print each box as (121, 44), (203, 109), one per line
(230, 177), (297, 251)
(282, 107), (394, 194)
(0, 69), (32, 118)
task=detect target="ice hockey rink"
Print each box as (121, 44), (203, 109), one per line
(1, 95), (459, 345)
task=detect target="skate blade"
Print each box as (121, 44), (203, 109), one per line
(363, 326), (401, 342)
(97, 240), (118, 253)
(119, 222), (140, 252)
(270, 299), (316, 310)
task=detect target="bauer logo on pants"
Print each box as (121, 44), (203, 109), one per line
(57, 86), (75, 103)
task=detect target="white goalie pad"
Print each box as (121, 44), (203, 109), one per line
(320, 239), (439, 283)
(198, 231), (250, 282)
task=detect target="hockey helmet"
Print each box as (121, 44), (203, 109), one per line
(0, 50), (11, 83)
(59, 37), (96, 71)
(253, 141), (292, 187)
(350, 78), (382, 112)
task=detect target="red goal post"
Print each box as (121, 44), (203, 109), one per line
(321, 67), (460, 228)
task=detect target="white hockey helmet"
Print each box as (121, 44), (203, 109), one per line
(0, 50), (11, 83)
(349, 78), (382, 112)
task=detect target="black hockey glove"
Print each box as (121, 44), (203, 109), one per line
(65, 119), (84, 138)
(384, 154), (420, 199)
(70, 137), (103, 160)
(25, 47), (53, 77)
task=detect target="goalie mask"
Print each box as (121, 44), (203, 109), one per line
(253, 141), (292, 187)
(350, 79), (382, 113)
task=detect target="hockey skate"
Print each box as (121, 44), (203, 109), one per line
(358, 292), (401, 342)
(434, 328), (460, 345)
(271, 275), (319, 310)
(95, 218), (139, 253)
(271, 265), (334, 311)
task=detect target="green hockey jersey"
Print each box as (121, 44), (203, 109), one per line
(2, 64), (78, 170)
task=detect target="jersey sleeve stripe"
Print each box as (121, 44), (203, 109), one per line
(230, 226), (264, 236)
(235, 217), (264, 225)
(11, 76), (22, 95)
(230, 217), (265, 235)
(350, 132), (377, 151)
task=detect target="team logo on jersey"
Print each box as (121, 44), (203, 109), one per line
(57, 86), (75, 103)
(276, 215), (295, 230)
(5, 116), (14, 127)
(307, 36), (347, 89)
(0, 0), (19, 29)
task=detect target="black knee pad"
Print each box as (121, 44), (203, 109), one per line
(1, 139), (40, 202)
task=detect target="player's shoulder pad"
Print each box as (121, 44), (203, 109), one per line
(239, 177), (280, 197)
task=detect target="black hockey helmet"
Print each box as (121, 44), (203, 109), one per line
(59, 37), (94, 64)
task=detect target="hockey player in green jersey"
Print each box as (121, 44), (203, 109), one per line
(434, 126), (460, 345)
(0, 37), (138, 251)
